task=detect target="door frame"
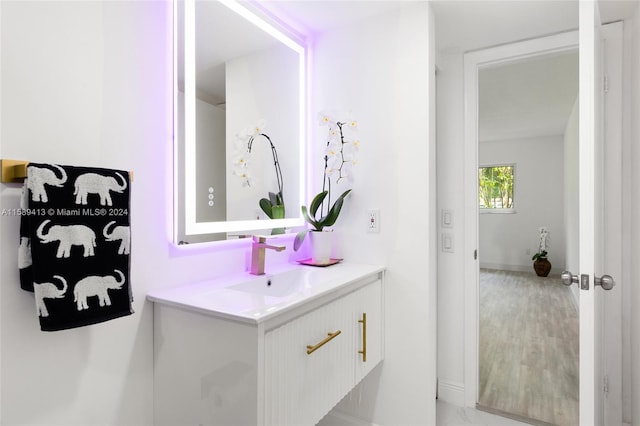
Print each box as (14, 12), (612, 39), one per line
(462, 29), (579, 408)
(462, 24), (624, 424)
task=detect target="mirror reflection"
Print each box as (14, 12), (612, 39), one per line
(176, 0), (305, 244)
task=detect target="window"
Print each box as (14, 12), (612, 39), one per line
(479, 165), (514, 210)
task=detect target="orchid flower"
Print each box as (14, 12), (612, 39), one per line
(340, 161), (357, 183)
(539, 227), (549, 252)
(318, 111), (335, 126)
(233, 169), (254, 187)
(294, 112), (362, 251)
(342, 139), (360, 162)
(325, 140), (342, 157)
(325, 155), (342, 176)
(232, 149), (251, 169)
(248, 119), (267, 136)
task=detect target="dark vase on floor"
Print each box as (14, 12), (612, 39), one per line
(533, 258), (552, 277)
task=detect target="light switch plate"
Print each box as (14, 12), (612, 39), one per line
(442, 233), (454, 253)
(442, 209), (453, 228)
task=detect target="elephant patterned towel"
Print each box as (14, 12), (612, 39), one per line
(19, 163), (133, 331)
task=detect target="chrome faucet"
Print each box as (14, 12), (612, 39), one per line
(250, 235), (286, 275)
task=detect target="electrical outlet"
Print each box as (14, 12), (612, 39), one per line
(367, 209), (380, 233)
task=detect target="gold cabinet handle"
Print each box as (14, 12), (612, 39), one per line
(358, 313), (367, 362)
(306, 330), (341, 355)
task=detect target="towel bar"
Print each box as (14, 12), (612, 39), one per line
(1, 159), (29, 183)
(1, 159), (133, 183)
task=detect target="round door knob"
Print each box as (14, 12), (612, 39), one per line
(560, 271), (577, 287)
(597, 274), (615, 291)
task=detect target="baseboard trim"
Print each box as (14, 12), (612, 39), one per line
(437, 379), (465, 407)
(479, 262), (563, 275)
(480, 262), (531, 273)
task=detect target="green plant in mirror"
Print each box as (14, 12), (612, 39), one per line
(294, 112), (360, 251)
(234, 119), (285, 235)
(260, 191), (285, 235)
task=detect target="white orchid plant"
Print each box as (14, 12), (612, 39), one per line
(233, 119), (285, 233)
(294, 111), (361, 251)
(532, 227), (549, 261)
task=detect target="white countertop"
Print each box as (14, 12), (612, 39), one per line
(146, 262), (385, 324)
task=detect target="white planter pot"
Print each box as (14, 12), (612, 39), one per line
(309, 231), (333, 265)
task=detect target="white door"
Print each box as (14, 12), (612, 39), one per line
(577, 0), (602, 421)
(576, 2), (621, 424)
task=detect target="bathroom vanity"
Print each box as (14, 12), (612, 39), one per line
(147, 262), (385, 426)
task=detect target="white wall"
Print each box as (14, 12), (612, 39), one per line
(311, 3), (437, 425)
(0, 1), (263, 423)
(0, 1), (437, 425)
(0, 2), (162, 423)
(479, 135), (566, 273)
(226, 45), (299, 222)
(435, 52), (467, 404)
(629, 5), (640, 425)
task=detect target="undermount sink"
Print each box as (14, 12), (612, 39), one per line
(228, 268), (310, 297)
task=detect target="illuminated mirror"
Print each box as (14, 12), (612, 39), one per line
(174, 0), (306, 244)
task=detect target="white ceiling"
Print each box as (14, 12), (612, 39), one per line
(479, 51), (579, 142)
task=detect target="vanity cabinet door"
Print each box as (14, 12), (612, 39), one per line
(352, 279), (383, 383)
(264, 295), (354, 426)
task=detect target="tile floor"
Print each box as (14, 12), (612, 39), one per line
(436, 400), (532, 426)
(318, 400), (532, 425)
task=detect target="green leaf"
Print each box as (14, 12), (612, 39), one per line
(301, 205), (320, 230)
(293, 229), (309, 251)
(309, 191), (328, 217)
(301, 189), (351, 232)
(271, 227), (285, 235)
(321, 200), (343, 227)
(268, 192), (279, 206)
(321, 189), (351, 227)
(271, 205), (285, 219)
(532, 250), (548, 261)
(259, 198), (273, 218)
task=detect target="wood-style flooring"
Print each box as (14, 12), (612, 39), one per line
(478, 269), (579, 426)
